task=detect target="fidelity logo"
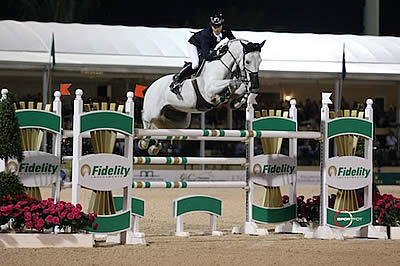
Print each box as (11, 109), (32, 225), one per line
(253, 163), (296, 175)
(7, 162), (58, 175)
(81, 164), (130, 178)
(328, 165), (370, 178)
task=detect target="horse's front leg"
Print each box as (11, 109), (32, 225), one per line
(206, 79), (238, 103)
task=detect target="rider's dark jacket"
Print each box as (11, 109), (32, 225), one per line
(188, 26), (235, 60)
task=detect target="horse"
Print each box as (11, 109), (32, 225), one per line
(140, 38), (265, 154)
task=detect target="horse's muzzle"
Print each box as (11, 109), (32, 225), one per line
(249, 72), (259, 90)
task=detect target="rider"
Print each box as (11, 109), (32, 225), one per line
(170, 12), (236, 94)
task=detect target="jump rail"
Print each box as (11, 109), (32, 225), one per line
(135, 129), (321, 139)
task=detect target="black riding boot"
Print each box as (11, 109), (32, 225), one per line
(170, 63), (195, 94)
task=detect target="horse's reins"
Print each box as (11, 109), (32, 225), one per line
(218, 43), (251, 86)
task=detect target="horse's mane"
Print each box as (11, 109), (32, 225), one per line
(228, 38), (249, 44)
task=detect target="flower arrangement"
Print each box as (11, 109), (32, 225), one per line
(295, 195), (321, 223)
(0, 194), (98, 233)
(373, 193), (400, 227)
(285, 191), (400, 227)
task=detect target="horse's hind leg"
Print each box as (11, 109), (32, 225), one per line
(138, 120), (151, 150)
(138, 119), (162, 155)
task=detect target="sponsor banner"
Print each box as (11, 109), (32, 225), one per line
(6, 151), (59, 187)
(250, 154), (296, 186)
(326, 156), (371, 189)
(79, 154), (131, 190)
(327, 207), (372, 228)
(132, 169), (319, 185)
(133, 169), (245, 182)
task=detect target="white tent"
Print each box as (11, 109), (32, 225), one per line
(2, 20), (400, 80)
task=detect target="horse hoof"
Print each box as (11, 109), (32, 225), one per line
(138, 139), (149, 150)
(212, 95), (221, 105)
(148, 143), (162, 155)
(233, 98), (246, 109)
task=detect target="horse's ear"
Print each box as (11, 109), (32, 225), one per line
(259, 40), (266, 49)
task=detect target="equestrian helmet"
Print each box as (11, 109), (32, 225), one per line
(210, 13), (224, 27)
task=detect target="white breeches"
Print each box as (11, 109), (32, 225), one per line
(187, 42), (199, 69)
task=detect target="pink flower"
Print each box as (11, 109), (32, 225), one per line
(26, 221), (33, 229)
(72, 208), (80, 215)
(50, 207), (57, 215)
(67, 213), (74, 220)
(76, 203), (82, 210)
(385, 202), (392, 209)
(75, 213), (82, 220)
(60, 211), (67, 219)
(17, 200), (28, 206)
(46, 215), (53, 223)
(374, 206), (380, 211)
(395, 202), (400, 209)
(52, 216), (60, 224)
(43, 208), (49, 214)
(56, 202), (65, 210)
(24, 212), (31, 221)
(65, 202), (73, 210)
(377, 218), (382, 223)
(37, 218), (45, 227)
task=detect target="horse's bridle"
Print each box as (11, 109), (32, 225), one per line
(218, 43), (259, 91)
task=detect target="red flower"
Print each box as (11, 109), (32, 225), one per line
(60, 211), (67, 219)
(46, 215), (53, 223)
(395, 202), (400, 209)
(26, 221), (33, 229)
(67, 213), (74, 220)
(76, 203), (82, 210)
(24, 212), (31, 221)
(65, 202), (73, 210)
(72, 208), (80, 215)
(75, 213), (82, 220)
(93, 223), (99, 230)
(37, 218), (45, 227)
(52, 216), (60, 224)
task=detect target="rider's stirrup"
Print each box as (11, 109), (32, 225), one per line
(170, 75), (181, 94)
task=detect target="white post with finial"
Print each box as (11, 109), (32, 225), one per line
(320, 92), (332, 227)
(289, 99), (298, 206)
(72, 89), (83, 204)
(0, 88), (8, 171)
(232, 93), (267, 235)
(52, 91), (62, 202)
(365, 98), (374, 230)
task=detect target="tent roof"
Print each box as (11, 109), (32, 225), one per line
(2, 20), (400, 79)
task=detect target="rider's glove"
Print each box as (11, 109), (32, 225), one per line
(217, 45), (228, 56)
